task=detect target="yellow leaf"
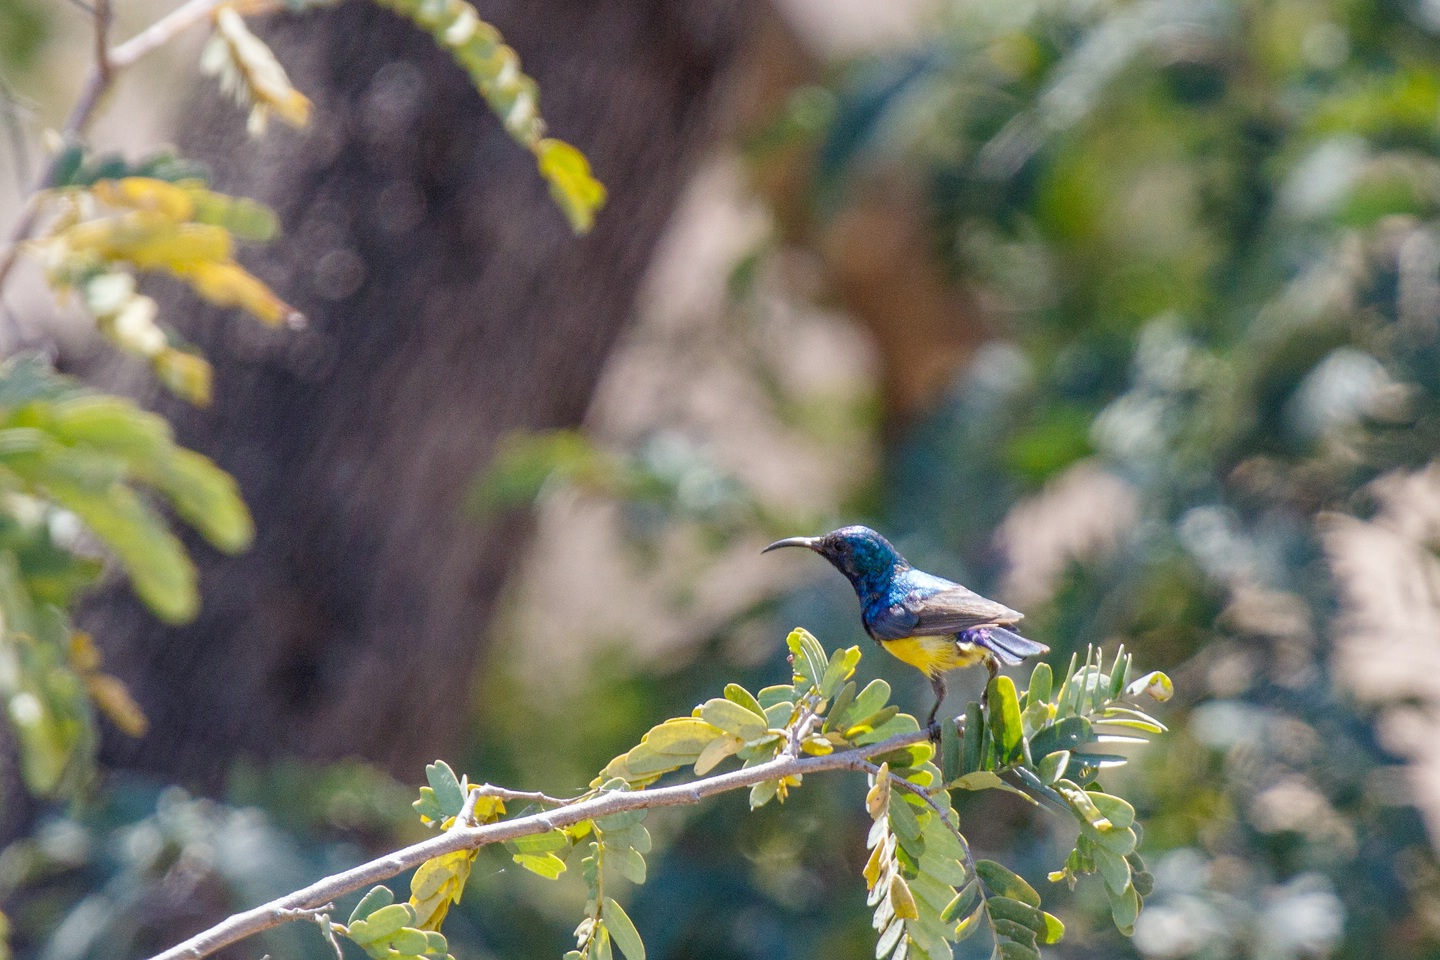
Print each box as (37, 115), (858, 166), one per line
(866, 762), (891, 819)
(410, 849), (476, 929)
(67, 632), (101, 672)
(84, 673), (149, 736)
(204, 6), (312, 134)
(889, 875), (919, 920)
(152, 349), (214, 407)
(183, 261), (302, 327)
(61, 215), (233, 271)
(535, 138), (606, 234)
(91, 178), (196, 222)
(863, 836), (886, 889)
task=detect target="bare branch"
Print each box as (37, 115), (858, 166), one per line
(145, 728), (930, 960)
(111, 0), (247, 71)
(471, 784), (577, 807)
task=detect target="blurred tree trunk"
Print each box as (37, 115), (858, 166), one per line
(80, 0), (757, 787)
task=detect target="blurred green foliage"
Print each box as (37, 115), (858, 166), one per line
(0, 0), (49, 76)
(788, 0), (1440, 957)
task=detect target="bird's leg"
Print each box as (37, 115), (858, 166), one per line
(926, 673), (947, 741)
(980, 656), (999, 710)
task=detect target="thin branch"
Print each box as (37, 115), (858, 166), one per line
(471, 784), (577, 807)
(145, 728), (931, 960)
(111, 0), (246, 70)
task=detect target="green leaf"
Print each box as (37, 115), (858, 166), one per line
(826, 680), (857, 732)
(1025, 662), (1052, 706)
(954, 906), (984, 942)
(757, 684), (796, 708)
(976, 860), (1040, 907)
(388, 928), (430, 955)
(951, 770), (1006, 791)
(962, 701), (984, 774)
(942, 881), (980, 922)
(602, 897), (645, 960)
(1097, 706), (1167, 734)
(1094, 845), (1133, 895)
(988, 896), (1044, 933)
(644, 718), (724, 755)
(1132, 869), (1156, 897)
(513, 852), (567, 878)
(874, 744), (932, 769)
(605, 823), (652, 853)
(907, 870), (958, 914)
(749, 779), (779, 809)
(37, 473), (197, 623)
(1082, 821), (1138, 856)
(610, 845), (647, 884)
(987, 676), (1023, 763)
(848, 705), (903, 741)
(1109, 882), (1141, 932)
(349, 885), (395, 924)
(1028, 716), (1093, 759)
(425, 761), (466, 817)
(995, 941), (1040, 960)
(508, 829), (569, 853)
(1086, 791), (1136, 828)
(701, 698), (768, 740)
(939, 716), (961, 783)
(143, 447), (253, 553)
(841, 678), (893, 729)
(1038, 911), (1064, 944)
(1107, 645), (1128, 701)
(820, 645), (862, 697)
(1037, 750), (1069, 784)
(887, 790), (924, 856)
(993, 919), (1038, 949)
(347, 903), (415, 944)
(787, 627), (829, 691)
(615, 744), (683, 778)
(595, 809), (646, 831)
(723, 683), (766, 718)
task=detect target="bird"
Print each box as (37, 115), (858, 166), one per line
(763, 525), (1048, 728)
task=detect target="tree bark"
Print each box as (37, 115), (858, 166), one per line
(81, 0), (757, 786)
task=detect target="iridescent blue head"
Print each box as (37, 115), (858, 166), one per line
(763, 525), (910, 596)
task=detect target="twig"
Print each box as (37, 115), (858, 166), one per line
(111, 0), (245, 71)
(471, 784), (576, 807)
(145, 728), (930, 960)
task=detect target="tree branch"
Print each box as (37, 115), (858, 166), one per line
(146, 728), (931, 960)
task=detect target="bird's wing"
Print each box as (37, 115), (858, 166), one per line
(870, 583), (1022, 640)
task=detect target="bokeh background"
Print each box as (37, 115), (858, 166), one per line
(4, 0), (1440, 958)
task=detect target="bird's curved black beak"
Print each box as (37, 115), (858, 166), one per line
(762, 536), (820, 554)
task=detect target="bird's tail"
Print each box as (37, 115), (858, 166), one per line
(976, 626), (1049, 666)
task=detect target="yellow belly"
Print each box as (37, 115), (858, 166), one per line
(879, 636), (987, 677)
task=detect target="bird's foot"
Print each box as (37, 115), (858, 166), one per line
(926, 717), (942, 744)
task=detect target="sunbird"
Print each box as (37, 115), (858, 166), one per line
(764, 525), (1048, 726)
